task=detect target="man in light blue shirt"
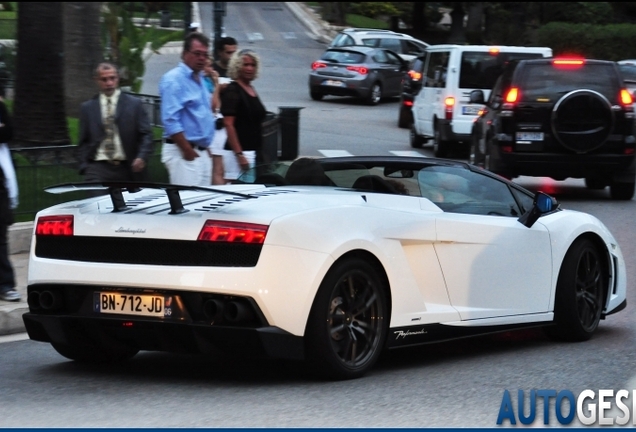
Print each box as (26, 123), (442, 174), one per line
(160, 32), (215, 186)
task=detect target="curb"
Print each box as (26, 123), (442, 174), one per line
(9, 221), (32, 255)
(286, 2), (337, 44)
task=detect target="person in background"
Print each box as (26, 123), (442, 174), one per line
(204, 56), (227, 185)
(78, 62), (153, 191)
(213, 36), (238, 78)
(160, 32), (215, 186)
(221, 49), (266, 182)
(0, 87), (19, 302)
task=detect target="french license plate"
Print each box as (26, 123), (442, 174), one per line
(462, 106), (482, 115)
(323, 80), (344, 87)
(94, 292), (171, 318)
(516, 132), (544, 141)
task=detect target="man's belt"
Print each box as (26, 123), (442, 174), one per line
(165, 139), (208, 151)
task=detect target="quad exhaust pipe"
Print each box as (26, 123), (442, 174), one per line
(28, 290), (63, 311)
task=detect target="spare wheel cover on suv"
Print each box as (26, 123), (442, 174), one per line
(551, 89), (614, 153)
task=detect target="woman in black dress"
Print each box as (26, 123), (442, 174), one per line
(221, 49), (267, 181)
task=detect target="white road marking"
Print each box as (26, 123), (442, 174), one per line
(281, 32), (297, 39)
(0, 332), (30, 344)
(318, 150), (353, 157)
(247, 33), (264, 41)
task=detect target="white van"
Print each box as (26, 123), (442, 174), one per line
(410, 45), (552, 157)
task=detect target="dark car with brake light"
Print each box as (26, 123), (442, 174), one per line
(470, 57), (636, 200)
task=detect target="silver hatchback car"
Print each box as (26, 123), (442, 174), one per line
(308, 46), (408, 105)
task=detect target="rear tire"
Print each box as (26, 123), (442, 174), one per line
(585, 177), (607, 190)
(398, 102), (412, 128)
(433, 124), (450, 158)
(305, 257), (389, 380)
(610, 181), (635, 200)
(410, 124), (425, 148)
(366, 82), (382, 105)
(51, 342), (139, 363)
(310, 91), (324, 101)
(545, 238), (606, 342)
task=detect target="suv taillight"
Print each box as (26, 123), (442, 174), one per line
(501, 88), (519, 115)
(445, 97), (454, 120)
(620, 89), (633, 106)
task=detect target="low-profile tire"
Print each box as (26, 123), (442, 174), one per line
(610, 181), (635, 200)
(432, 124), (450, 158)
(410, 124), (425, 149)
(545, 238), (606, 342)
(305, 257), (389, 380)
(310, 91), (323, 101)
(366, 82), (382, 105)
(51, 342), (139, 363)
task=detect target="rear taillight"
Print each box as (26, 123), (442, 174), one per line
(311, 62), (327, 70)
(445, 97), (454, 120)
(504, 88), (519, 103)
(346, 66), (368, 75)
(620, 89), (633, 106)
(408, 70), (422, 81)
(404, 100), (413, 107)
(198, 220), (268, 244)
(36, 215), (74, 236)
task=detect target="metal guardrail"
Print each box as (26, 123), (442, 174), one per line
(9, 93), (301, 222)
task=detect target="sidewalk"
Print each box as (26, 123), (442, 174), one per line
(0, 222), (32, 336)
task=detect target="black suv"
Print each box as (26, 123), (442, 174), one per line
(469, 58), (636, 200)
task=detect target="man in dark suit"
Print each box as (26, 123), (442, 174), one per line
(78, 62), (153, 188)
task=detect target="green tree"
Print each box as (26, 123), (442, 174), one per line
(63, 2), (103, 118)
(13, 2), (70, 146)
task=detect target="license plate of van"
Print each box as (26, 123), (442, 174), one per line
(516, 132), (544, 141)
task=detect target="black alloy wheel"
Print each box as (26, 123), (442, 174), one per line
(310, 90), (324, 101)
(610, 180), (635, 200)
(546, 238), (606, 342)
(305, 257), (389, 380)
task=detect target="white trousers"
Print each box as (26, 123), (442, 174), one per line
(161, 143), (212, 186)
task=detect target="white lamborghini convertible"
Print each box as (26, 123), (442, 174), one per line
(23, 156), (626, 379)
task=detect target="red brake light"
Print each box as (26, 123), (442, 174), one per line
(311, 62), (326, 70)
(620, 89), (633, 105)
(553, 57), (584, 68)
(404, 100), (413, 107)
(346, 66), (368, 75)
(36, 215), (74, 236)
(489, 47), (500, 55)
(444, 97), (454, 120)
(198, 220), (268, 244)
(505, 88), (519, 103)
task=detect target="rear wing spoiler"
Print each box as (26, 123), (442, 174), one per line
(44, 182), (257, 214)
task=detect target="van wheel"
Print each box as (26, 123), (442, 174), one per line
(366, 83), (382, 105)
(410, 124), (425, 148)
(433, 125), (450, 158)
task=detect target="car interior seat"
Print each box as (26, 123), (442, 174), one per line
(254, 173), (288, 186)
(285, 158), (333, 186)
(351, 175), (400, 194)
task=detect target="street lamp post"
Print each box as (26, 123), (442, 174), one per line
(213, 2), (226, 55)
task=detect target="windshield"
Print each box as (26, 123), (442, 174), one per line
(459, 51), (546, 90)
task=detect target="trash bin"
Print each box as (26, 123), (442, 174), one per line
(260, 111), (279, 164)
(278, 106), (304, 161)
(160, 10), (171, 28)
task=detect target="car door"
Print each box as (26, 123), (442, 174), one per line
(384, 50), (407, 95)
(418, 166), (553, 320)
(416, 50), (450, 138)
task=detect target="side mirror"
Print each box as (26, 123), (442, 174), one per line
(518, 191), (559, 228)
(469, 90), (485, 104)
